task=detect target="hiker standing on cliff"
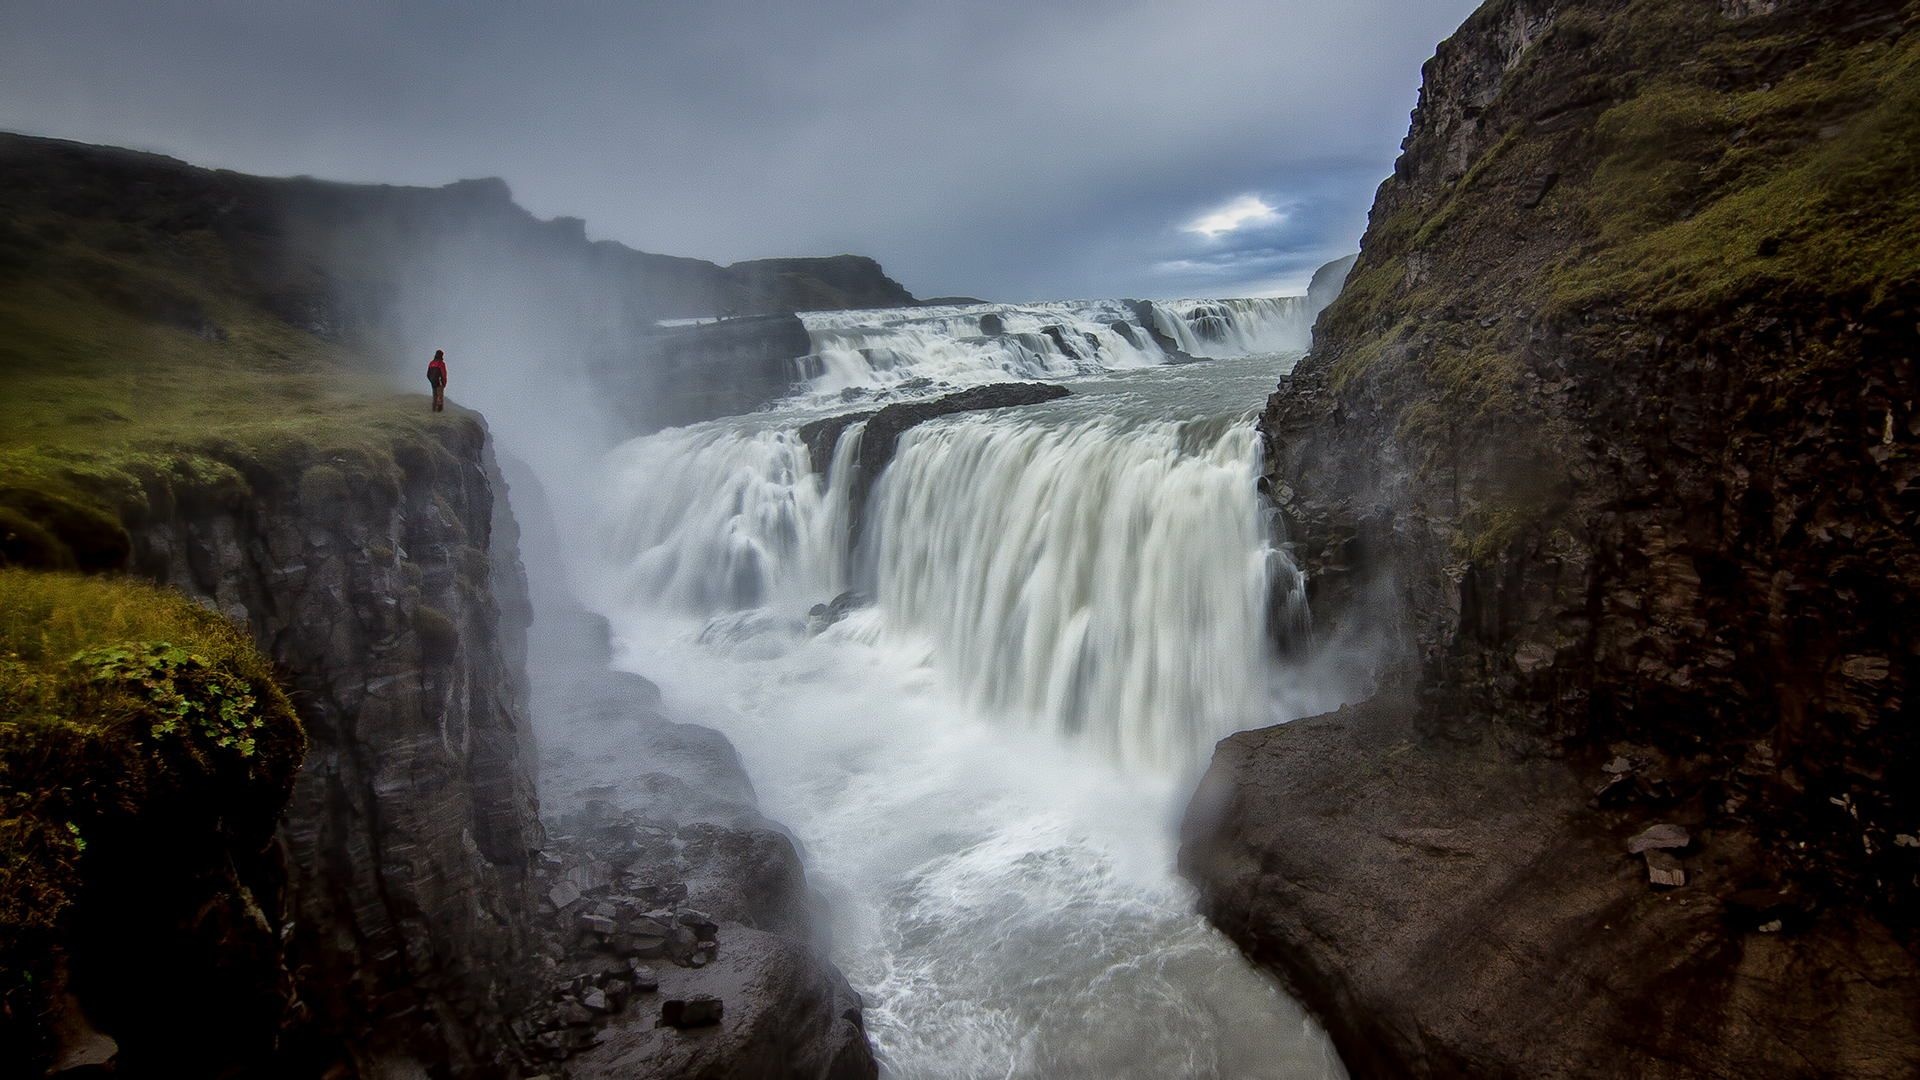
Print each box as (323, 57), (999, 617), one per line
(427, 350), (448, 412)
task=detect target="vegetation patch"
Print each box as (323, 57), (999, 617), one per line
(0, 570), (303, 1054)
(0, 272), (475, 571)
(1553, 10), (1920, 313)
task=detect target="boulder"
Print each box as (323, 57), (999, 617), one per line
(662, 996), (724, 1029)
(1626, 823), (1691, 854)
(1644, 850), (1687, 888)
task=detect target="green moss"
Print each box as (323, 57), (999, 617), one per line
(0, 570), (303, 1045)
(1413, 129), (1524, 249)
(0, 227), (475, 567)
(1313, 0), (1918, 479)
(1549, 6), (1920, 313)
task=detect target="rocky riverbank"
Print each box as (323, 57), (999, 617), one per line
(1185, 0), (1920, 1075)
(506, 460), (878, 1079)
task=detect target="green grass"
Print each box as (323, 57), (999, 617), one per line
(0, 248), (467, 570)
(1319, 0), (1920, 408)
(1551, 9), (1920, 313)
(0, 570), (303, 1048)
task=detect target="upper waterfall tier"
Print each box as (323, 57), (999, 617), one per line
(792, 297), (1309, 401)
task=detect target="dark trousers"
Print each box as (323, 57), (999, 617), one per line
(430, 380), (445, 411)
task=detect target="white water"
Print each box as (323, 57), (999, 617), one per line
(871, 414), (1270, 770)
(593, 299), (1342, 1078)
(792, 295), (1310, 401)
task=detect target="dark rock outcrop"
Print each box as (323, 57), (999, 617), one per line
(130, 413), (542, 1075)
(1184, 694), (1920, 1079)
(797, 381), (1070, 547)
(1121, 300), (1201, 364)
(1186, 1), (1920, 1076)
(725, 255), (917, 314)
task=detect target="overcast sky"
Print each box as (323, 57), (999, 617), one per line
(0, 0), (1478, 301)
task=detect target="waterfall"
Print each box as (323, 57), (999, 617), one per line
(868, 413), (1277, 770)
(593, 295), (1334, 1076)
(792, 296), (1310, 398)
(1144, 297), (1312, 359)
(601, 420), (863, 611)
(600, 406), (1294, 769)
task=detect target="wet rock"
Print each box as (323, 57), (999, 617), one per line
(1644, 850), (1687, 888)
(1626, 823), (1690, 854)
(795, 381), (1072, 541)
(661, 996), (724, 1029)
(807, 591), (869, 634)
(1182, 696), (1920, 1079)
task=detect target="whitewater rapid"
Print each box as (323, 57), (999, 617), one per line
(593, 299), (1345, 1077)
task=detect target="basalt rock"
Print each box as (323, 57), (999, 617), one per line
(1186, 1), (1920, 1076)
(608, 314), (815, 434)
(130, 413), (543, 1075)
(518, 463), (877, 1079)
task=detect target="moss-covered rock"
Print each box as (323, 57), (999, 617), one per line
(0, 569), (303, 1071)
(1207, 1), (1920, 1075)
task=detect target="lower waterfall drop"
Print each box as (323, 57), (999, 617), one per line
(869, 413), (1272, 769)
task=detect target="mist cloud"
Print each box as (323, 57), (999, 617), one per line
(0, 0), (1478, 299)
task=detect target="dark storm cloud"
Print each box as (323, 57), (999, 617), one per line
(0, 0), (1478, 300)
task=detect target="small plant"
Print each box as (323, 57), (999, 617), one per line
(71, 641), (267, 756)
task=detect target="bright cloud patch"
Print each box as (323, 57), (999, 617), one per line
(1182, 194), (1282, 238)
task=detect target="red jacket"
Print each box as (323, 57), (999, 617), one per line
(427, 357), (447, 384)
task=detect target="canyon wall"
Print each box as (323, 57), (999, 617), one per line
(129, 414), (542, 1075)
(1185, 0), (1920, 1075)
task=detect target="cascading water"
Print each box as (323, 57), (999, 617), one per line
(1147, 296), (1313, 359)
(790, 295), (1310, 401)
(592, 299), (1341, 1078)
(869, 414), (1271, 769)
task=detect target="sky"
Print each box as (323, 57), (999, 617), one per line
(0, 0), (1479, 302)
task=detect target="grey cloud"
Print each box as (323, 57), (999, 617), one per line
(0, 0), (1478, 300)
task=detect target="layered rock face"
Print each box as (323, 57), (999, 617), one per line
(130, 414), (542, 1075)
(1185, 1), (1920, 1076)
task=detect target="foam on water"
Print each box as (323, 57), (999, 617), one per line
(593, 307), (1342, 1076)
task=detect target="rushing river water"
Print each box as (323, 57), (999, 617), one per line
(593, 299), (1346, 1078)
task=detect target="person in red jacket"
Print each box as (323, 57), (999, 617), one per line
(427, 350), (448, 412)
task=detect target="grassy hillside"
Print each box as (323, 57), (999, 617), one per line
(0, 269), (443, 571)
(0, 137), (525, 570)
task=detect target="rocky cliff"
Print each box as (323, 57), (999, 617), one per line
(503, 459), (877, 1079)
(1, 127), (881, 1076)
(125, 413), (542, 1075)
(1184, 1), (1920, 1076)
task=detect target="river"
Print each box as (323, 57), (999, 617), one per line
(589, 298), (1347, 1078)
